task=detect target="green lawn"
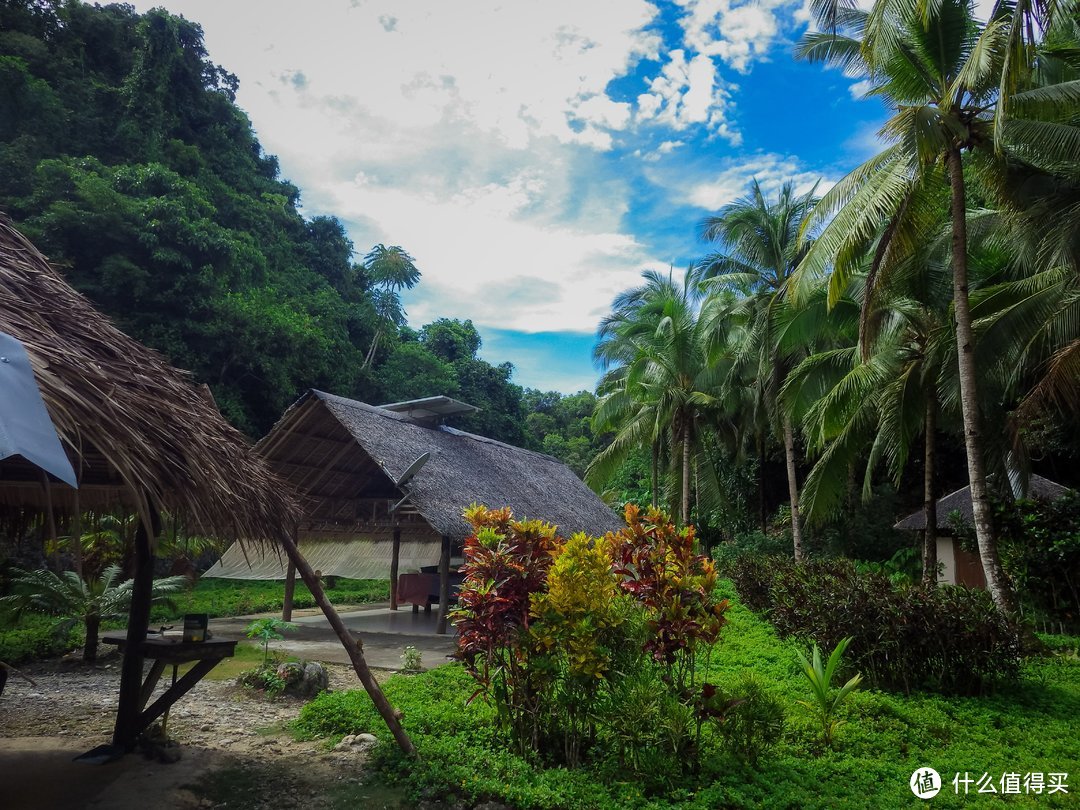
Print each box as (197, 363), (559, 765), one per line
(294, 580), (1080, 809)
(152, 576), (389, 621)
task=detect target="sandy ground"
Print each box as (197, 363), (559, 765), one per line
(0, 613), (453, 810)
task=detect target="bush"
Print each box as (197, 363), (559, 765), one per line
(0, 613), (80, 663)
(718, 673), (786, 764)
(728, 555), (1020, 694)
(452, 503), (728, 774)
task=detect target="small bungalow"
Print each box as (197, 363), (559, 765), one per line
(208, 390), (624, 633)
(894, 474), (1072, 587)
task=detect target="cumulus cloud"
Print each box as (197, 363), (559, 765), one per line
(656, 153), (837, 211)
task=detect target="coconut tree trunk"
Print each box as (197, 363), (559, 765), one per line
(946, 147), (1015, 616)
(681, 424), (691, 526)
(757, 429), (767, 534)
(279, 529), (416, 756)
(782, 414), (805, 561)
(650, 440), (659, 509)
(84, 613), (100, 663)
(922, 394), (938, 588)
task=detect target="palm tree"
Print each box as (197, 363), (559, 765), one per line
(588, 269), (726, 525)
(1, 566), (187, 662)
(361, 244), (421, 369)
(792, 0), (1077, 614)
(696, 179), (820, 560)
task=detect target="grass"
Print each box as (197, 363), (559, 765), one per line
(294, 579), (1080, 809)
(152, 576), (389, 621)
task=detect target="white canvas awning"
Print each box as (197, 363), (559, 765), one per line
(204, 537), (444, 580)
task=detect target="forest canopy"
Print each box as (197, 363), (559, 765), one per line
(0, 0), (602, 465)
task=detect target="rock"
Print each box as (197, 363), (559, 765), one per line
(355, 733), (377, 744)
(474, 803), (513, 810)
(218, 738), (235, 746)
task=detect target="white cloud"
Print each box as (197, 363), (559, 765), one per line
(675, 0), (802, 74)
(637, 50), (740, 142)
(659, 153), (837, 210)
(848, 79), (875, 100)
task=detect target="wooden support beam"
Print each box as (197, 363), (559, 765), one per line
(279, 526), (415, 756)
(132, 658), (224, 739)
(282, 556), (297, 622)
(112, 502), (159, 749)
(389, 526), (401, 611)
(436, 535), (450, 635)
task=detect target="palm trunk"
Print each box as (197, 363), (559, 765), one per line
(922, 394), (938, 588)
(946, 147), (1015, 616)
(650, 440), (659, 509)
(782, 414), (805, 561)
(757, 429), (767, 534)
(84, 613), (100, 663)
(681, 429), (691, 527)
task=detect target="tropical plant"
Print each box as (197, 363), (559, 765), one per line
(245, 617), (297, 666)
(360, 243), (421, 369)
(791, 0), (1080, 613)
(1, 566), (187, 662)
(696, 179), (821, 559)
(589, 269), (729, 526)
(795, 637), (863, 748)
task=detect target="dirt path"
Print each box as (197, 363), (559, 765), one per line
(0, 653), (407, 809)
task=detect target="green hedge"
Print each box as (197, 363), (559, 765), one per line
(728, 556), (1021, 694)
(0, 614), (79, 664)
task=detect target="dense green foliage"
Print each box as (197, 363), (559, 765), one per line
(0, 612), (79, 664)
(0, 0), (602, 460)
(728, 556), (1021, 694)
(453, 505), (728, 770)
(296, 581), (1080, 808)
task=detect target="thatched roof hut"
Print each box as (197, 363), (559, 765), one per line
(893, 474), (1071, 532)
(0, 215), (294, 541)
(209, 389), (622, 583)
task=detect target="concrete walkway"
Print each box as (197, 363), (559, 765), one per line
(209, 602), (458, 671)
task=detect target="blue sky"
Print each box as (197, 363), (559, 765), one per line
(129, 0), (899, 393)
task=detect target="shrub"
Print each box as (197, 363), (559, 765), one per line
(452, 503), (729, 775)
(0, 613), (80, 663)
(729, 555), (1020, 694)
(718, 673), (786, 764)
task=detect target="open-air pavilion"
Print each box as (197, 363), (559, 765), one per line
(0, 216), (414, 754)
(209, 389), (625, 634)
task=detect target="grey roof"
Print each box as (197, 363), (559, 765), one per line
(894, 474), (1072, 531)
(265, 390), (623, 541)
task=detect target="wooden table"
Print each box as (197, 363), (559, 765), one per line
(102, 632), (237, 745)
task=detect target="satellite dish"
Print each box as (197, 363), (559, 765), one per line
(389, 492), (412, 513)
(395, 452), (430, 488)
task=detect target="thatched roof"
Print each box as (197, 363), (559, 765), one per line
(894, 474), (1072, 531)
(0, 215), (295, 542)
(257, 390), (623, 542)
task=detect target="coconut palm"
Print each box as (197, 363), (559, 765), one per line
(360, 244), (421, 369)
(588, 269), (728, 525)
(696, 179), (820, 560)
(1, 566), (187, 662)
(791, 0), (1080, 613)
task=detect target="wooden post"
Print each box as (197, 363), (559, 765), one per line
(41, 473), (60, 572)
(436, 535), (450, 635)
(279, 527), (415, 756)
(282, 557), (297, 622)
(112, 501), (159, 749)
(389, 526), (401, 611)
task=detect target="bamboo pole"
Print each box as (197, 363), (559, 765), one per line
(278, 528), (415, 756)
